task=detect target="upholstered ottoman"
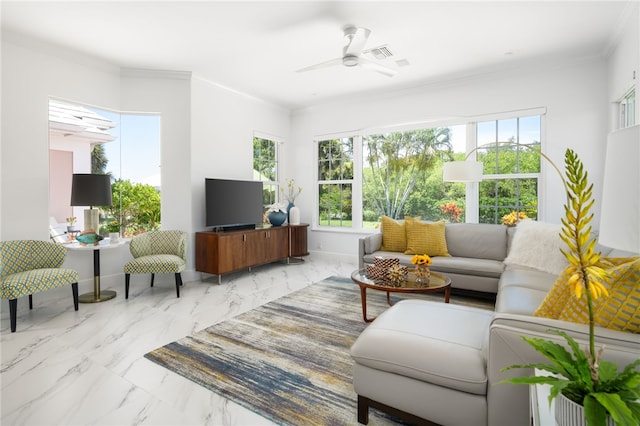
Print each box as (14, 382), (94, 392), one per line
(350, 299), (494, 426)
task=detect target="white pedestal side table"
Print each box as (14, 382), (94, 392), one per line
(65, 238), (129, 303)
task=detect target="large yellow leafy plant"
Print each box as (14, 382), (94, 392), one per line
(501, 149), (640, 426)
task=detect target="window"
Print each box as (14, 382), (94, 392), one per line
(48, 100), (161, 237)
(362, 128), (456, 225)
(476, 116), (541, 224)
(619, 88), (636, 128)
(317, 138), (354, 227)
(314, 111), (543, 230)
(253, 135), (279, 207)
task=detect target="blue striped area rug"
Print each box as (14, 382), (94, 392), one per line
(144, 276), (493, 425)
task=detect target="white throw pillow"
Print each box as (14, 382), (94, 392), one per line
(504, 220), (568, 275)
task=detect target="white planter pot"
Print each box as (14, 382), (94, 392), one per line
(555, 393), (614, 426)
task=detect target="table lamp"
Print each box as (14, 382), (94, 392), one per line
(598, 125), (640, 253)
(70, 174), (112, 233)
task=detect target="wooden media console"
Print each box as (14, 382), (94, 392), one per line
(195, 224), (308, 281)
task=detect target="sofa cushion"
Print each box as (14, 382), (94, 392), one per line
(351, 300), (493, 395)
(445, 223), (508, 261)
(404, 219), (450, 257)
(497, 266), (556, 315)
(380, 216), (408, 252)
(431, 257), (504, 279)
(496, 285), (549, 315)
(500, 266), (557, 293)
(532, 267), (576, 319)
(503, 220), (568, 275)
(558, 257), (640, 333)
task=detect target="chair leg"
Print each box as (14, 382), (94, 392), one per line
(125, 273), (130, 299)
(9, 299), (17, 333)
(71, 283), (79, 311)
(174, 273), (182, 298)
(29, 295), (33, 310)
(150, 274), (155, 287)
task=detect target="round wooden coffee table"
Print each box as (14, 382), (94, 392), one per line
(351, 268), (451, 322)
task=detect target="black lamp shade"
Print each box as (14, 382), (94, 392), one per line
(70, 174), (112, 207)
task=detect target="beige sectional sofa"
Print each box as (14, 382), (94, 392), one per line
(359, 222), (513, 294)
(353, 221), (640, 426)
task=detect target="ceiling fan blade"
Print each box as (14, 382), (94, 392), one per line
(296, 57), (343, 73)
(344, 26), (371, 56)
(358, 56), (398, 77)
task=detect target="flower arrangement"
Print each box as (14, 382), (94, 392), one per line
(501, 210), (529, 226)
(266, 202), (287, 214)
(411, 254), (433, 281)
(411, 254), (433, 266)
(281, 178), (302, 204)
(66, 217), (77, 225)
(500, 149), (640, 426)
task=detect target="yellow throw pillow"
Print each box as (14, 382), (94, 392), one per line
(380, 216), (406, 252)
(558, 257), (640, 333)
(404, 219), (450, 257)
(534, 267), (576, 319)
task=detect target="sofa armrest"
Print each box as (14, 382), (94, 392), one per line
(358, 233), (382, 269)
(487, 313), (640, 426)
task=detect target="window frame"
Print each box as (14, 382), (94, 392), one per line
(314, 135), (357, 230)
(253, 132), (281, 208)
(48, 99), (162, 237)
(619, 87), (636, 129)
(312, 108), (546, 232)
(473, 114), (543, 224)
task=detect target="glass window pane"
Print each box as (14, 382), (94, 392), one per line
(362, 127), (456, 222)
(497, 118), (517, 143)
(253, 136), (277, 182)
(519, 116), (541, 144)
(477, 121), (496, 146)
(317, 138), (354, 228)
(479, 178), (538, 224)
(318, 183), (352, 227)
(475, 116), (541, 223)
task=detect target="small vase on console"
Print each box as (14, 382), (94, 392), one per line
(268, 211), (287, 227)
(288, 206), (300, 225)
(286, 202), (295, 224)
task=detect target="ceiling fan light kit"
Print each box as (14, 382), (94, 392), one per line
(342, 55), (359, 67)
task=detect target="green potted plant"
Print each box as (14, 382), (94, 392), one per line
(500, 149), (640, 426)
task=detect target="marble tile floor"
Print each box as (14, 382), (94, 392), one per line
(1, 253), (384, 426)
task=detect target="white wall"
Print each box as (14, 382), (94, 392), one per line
(1, 34), (125, 292)
(607, 1), (639, 129)
(290, 57), (610, 257)
(119, 69), (193, 251)
(0, 34), (290, 293)
(190, 76), (290, 236)
(1, 34), (121, 241)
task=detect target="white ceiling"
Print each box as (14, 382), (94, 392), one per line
(1, 1), (635, 110)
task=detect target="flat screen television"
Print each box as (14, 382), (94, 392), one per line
(205, 178), (264, 231)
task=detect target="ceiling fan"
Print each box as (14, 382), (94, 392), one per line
(297, 26), (398, 77)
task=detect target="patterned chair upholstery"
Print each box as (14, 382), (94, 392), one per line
(123, 230), (187, 299)
(0, 240), (79, 332)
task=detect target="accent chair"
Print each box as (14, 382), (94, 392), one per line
(123, 230), (187, 299)
(0, 240), (79, 332)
